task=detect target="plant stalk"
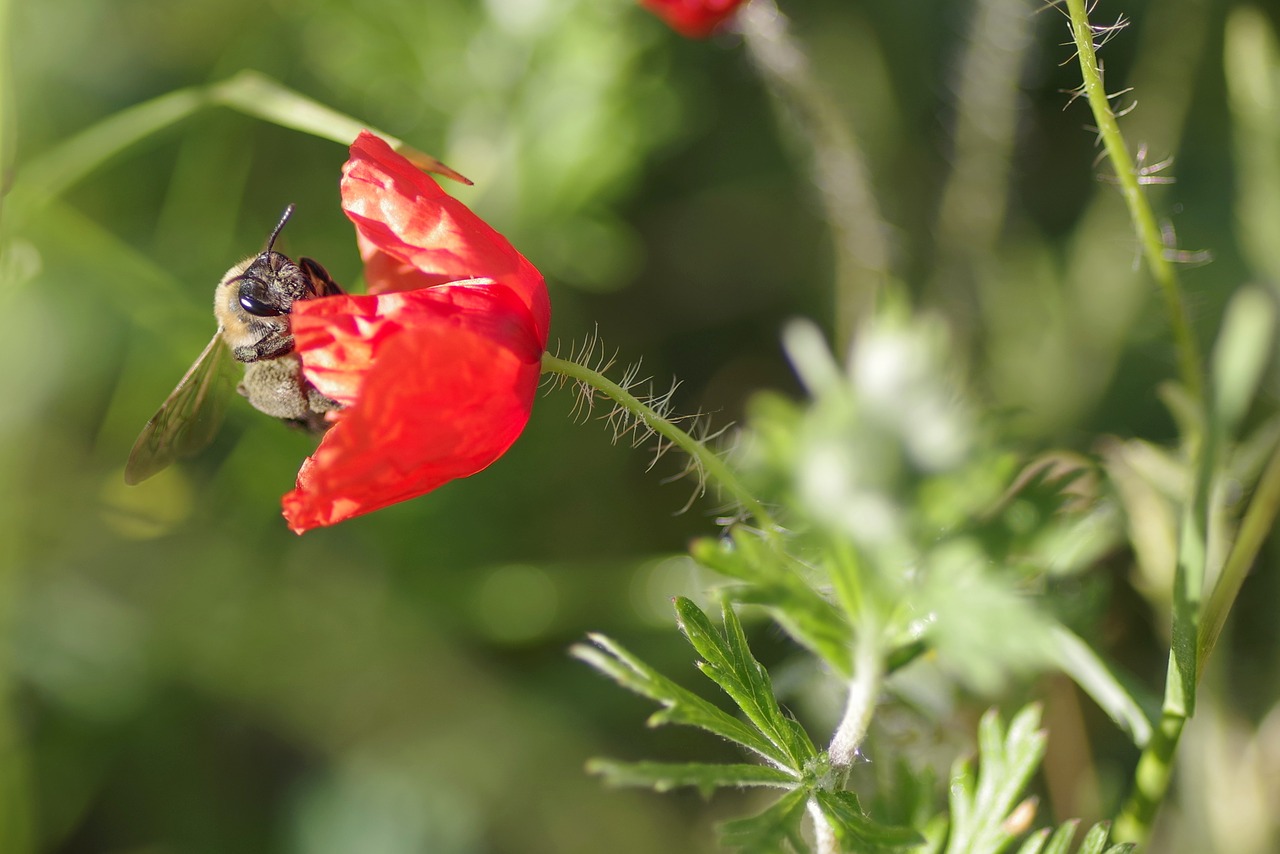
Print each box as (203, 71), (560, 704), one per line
(541, 353), (777, 531)
(1064, 0), (1202, 400)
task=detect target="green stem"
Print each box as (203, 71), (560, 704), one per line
(808, 796), (838, 854)
(1112, 711), (1184, 843)
(1199, 436), (1280, 672)
(1064, 0), (1202, 400)
(541, 353), (777, 531)
(827, 634), (883, 769)
(1067, 2), (1216, 844)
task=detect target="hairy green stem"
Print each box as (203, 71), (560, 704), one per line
(1064, 0), (1202, 400)
(541, 353), (777, 530)
(808, 796), (838, 854)
(827, 635), (883, 769)
(1066, 1), (1215, 843)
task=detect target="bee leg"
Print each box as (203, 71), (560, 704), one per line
(233, 330), (294, 362)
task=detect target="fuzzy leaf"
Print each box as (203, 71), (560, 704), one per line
(812, 790), (925, 850)
(571, 634), (788, 765)
(587, 759), (798, 796)
(674, 597), (817, 767)
(718, 787), (810, 853)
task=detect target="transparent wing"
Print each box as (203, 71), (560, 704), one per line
(124, 331), (238, 485)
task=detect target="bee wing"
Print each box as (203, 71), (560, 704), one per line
(124, 331), (238, 485)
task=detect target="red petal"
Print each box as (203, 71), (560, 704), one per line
(283, 283), (543, 533)
(639, 0), (746, 38)
(342, 131), (550, 348)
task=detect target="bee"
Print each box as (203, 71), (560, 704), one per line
(124, 205), (344, 485)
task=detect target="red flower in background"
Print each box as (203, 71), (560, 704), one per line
(640, 0), (747, 38)
(282, 131), (550, 533)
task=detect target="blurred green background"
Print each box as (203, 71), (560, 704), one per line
(3, 0), (1280, 851)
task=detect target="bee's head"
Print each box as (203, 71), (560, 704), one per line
(229, 250), (311, 318)
(214, 205), (317, 360)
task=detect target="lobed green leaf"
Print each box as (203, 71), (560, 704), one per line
(674, 597), (816, 768)
(812, 789), (925, 850)
(717, 787), (810, 854)
(945, 705), (1048, 854)
(571, 634), (788, 765)
(692, 532), (854, 675)
(586, 759), (798, 797)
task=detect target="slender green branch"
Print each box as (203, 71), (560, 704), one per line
(827, 634), (883, 770)
(1112, 710), (1184, 843)
(1067, 2), (1217, 843)
(807, 796), (838, 854)
(1200, 437), (1280, 671)
(541, 353), (777, 530)
(1064, 0), (1202, 400)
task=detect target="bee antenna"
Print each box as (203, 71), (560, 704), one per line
(265, 203), (296, 253)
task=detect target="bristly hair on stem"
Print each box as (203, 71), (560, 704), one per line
(542, 336), (777, 529)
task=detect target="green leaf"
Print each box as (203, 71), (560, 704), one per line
(812, 790), (925, 850)
(586, 759), (798, 797)
(1078, 823), (1131, 854)
(571, 634), (789, 765)
(1211, 286), (1275, 440)
(1024, 820), (1131, 854)
(718, 787), (810, 854)
(944, 705), (1048, 854)
(692, 532), (854, 675)
(1046, 626), (1153, 746)
(9, 72), (465, 222)
(1037, 820), (1079, 854)
(674, 597), (817, 768)
(1014, 828), (1050, 854)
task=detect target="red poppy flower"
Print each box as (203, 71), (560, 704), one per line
(639, 0), (747, 38)
(281, 131), (550, 533)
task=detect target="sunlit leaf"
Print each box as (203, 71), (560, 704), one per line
(944, 705), (1047, 854)
(674, 597), (816, 768)
(586, 759), (798, 796)
(692, 531), (854, 675)
(718, 787), (809, 854)
(571, 634), (788, 765)
(812, 789), (924, 850)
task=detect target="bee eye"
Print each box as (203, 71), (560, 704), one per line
(239, 294), (286, 317)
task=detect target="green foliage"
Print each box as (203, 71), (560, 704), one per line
(943, 706), (1047, 854)
(1014, 821), (1133, 854)
(576, 598), (922, 852)
(690, 531), (854, 676)
(580, 601), (1131, 854)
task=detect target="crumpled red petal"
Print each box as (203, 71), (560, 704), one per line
(283, 282), (543, 533)
(638, 0), (746, 38)
(342, 131), (550, 349)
